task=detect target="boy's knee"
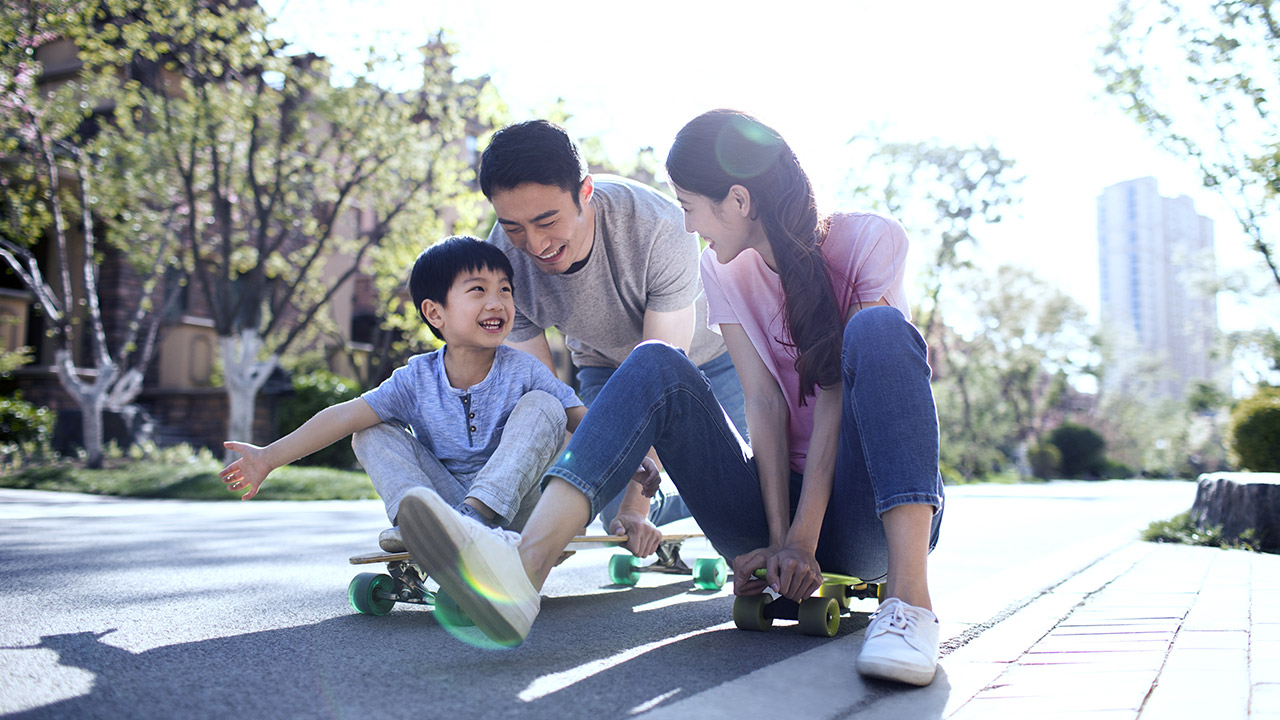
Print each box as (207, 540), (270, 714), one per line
(351, 422), (408, 457)
(512, 390), (567, 434)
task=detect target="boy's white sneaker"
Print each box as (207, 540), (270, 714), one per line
(855, 598), (940, 686)
(397, 487), (540, 647)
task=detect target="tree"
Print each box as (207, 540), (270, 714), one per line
(845, 138), (1023, 344)
(1097, 0), (1280, 291)
(1, 1), (178, 467)
(71, 2), (495, 447)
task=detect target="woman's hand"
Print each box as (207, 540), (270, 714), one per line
(732, 545), (822, 602)
(220, 441), (271, 500)
(609, 511), (662, 558)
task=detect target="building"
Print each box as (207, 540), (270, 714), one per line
(1096, 177), (1219, 400)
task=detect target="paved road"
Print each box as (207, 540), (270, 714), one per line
(0, 480), (1196, 719)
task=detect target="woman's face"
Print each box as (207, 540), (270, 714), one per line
(672, 183), (757, 265)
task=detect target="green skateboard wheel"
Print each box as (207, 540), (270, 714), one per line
(693, 557), (728, 590)
(348, 572), (396, 616)
(609, 554), (641, 586)
(733, 594), (773, 632)
(798, 596), (841, 637)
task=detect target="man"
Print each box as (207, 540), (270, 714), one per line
(479, 119), (747, 533)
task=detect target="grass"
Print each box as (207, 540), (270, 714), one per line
(0, 454), (376, 502)
(1142, 511), (1262, 552)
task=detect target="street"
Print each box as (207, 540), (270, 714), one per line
(0, 480), (1197, 719)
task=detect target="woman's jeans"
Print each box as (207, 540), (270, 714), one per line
(578, 350), (747, 528)
(544, 306), (944, 581)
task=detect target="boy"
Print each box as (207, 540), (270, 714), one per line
(220, 236), (595, 547)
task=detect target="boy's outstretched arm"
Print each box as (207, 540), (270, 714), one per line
(221, 397), (381, 500)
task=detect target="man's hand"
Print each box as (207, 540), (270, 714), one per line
(220, 441), (272, 500)
(609, 511), (662, 558)
(630, 456), (661, 498)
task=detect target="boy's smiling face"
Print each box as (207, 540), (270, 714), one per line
(422, 266), (515, 349)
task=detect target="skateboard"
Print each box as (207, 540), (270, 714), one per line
(732, 569), (884, 638)
(346, 533), (728, 617)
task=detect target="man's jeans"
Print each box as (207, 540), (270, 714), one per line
(546, 307), (944, 580)
(577, 350), (747, 528)
(352, 390), (566, 531)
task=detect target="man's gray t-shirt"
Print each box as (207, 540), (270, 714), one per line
(360, 345), (582, 476)
(486, 175), (726, 369)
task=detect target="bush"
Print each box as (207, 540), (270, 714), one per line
(0, 394), (54, 447)
(1228, 387), (1280, 471)
(1028, 441), (1061, 479)
(275, 370), (361, 469)
(1048, 422), (1107, 478)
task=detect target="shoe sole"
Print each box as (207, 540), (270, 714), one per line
(398, 491), (526, 647)
(856, 656), (936, 686)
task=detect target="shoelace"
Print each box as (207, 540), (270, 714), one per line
(869, 602), (919, 643)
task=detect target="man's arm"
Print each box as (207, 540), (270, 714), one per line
(507, 333), (557, 374)
(640, 304), (695, 352)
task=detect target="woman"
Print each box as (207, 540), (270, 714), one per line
(396, 109), (945, 685)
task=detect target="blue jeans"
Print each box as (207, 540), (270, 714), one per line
(578, 350), (747, 527)
(545, 306), (944, 581)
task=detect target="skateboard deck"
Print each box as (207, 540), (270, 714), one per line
(732, 569), (884, 638)
(347, 532), (727, 617)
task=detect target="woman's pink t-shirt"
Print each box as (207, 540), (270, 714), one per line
(700, 212), (911, 473)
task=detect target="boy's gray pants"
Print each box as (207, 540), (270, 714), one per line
(351, 390), (566, 531)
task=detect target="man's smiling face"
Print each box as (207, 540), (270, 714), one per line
(490, 178), (594, 275)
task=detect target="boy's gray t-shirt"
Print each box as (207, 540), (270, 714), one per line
(486, 175), (727, 369)
(360, 345), (582, 476)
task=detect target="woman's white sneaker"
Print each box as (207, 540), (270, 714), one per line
(397, 487), (540, 647)
(855, 598), (940, 686)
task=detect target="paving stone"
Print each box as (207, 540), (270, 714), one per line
(1028, 634), (1172, 654)
(1168, 629), (1247, 650)
(1142, 668), (1248, 718)
(978, 666), (1157, 709)
(1161, 647), (1247, 673)
(1017, 650), (1168, 670)
(1254, 683), (1280, 714)
(950, 696), (1139, 719)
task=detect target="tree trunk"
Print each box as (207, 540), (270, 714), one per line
(52, 350), (117, 469)
(220, 330), (278, 459)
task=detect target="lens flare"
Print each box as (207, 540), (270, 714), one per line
(715, 115), (784, 180)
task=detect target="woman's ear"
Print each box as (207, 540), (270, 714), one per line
(727, 184), (752, 218)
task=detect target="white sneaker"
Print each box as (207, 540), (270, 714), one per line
(855, 598), (940, 686)
(397, 487), (540, 647)
(378, 527), (405, 553)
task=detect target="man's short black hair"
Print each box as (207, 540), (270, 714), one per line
(478, 120), (588, 206)
(409, 235), (515, 341)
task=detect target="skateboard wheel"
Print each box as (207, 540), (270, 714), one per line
(433, 589), (474, 627)
(733, 594), (773, 632)
(798, 596), (841, 637)
(876, 584), (885, 602)
(693, 557), (728, 590)
(609, 554), (641, 586)
(348, 572), (396, 616)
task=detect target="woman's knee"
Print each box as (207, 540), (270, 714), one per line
(843, 306), (927, 367)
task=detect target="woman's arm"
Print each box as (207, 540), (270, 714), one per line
(720, 324), (794, 591)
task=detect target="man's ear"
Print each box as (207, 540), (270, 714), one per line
(578, 174), (595, 208)
(421, 298), (445, 333)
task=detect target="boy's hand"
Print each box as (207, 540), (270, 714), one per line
(220, 441), (272, 500)
(609, 512), (662, 558)
(630, 456), (660, 498)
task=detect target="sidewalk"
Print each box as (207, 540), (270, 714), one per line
(941, 542), (1279, 719)
(644, 541), (1279, 719)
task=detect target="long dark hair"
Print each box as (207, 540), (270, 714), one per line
(666, 109), (842, 400)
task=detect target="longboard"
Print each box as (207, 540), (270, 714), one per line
(347, 532), (727, 617)
(732, 569), (884, 638)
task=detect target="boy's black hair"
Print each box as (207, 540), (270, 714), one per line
(478, 120), (588, 207)
(409, 235), (515, 341)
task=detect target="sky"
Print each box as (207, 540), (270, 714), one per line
(262, 0), (1276, 335)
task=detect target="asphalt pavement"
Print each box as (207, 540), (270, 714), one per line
(2, 480), (1271, 719)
